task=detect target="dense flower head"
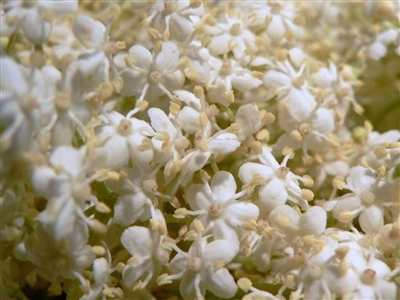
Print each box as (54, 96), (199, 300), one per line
(1, 0), (399, 299)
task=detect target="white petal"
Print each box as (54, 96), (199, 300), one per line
(224, 202), (259, 225)
(22, 9), (52, 44)
(181, 150), (211, 185)
(205, 268), (238, 299)
(312, 108), (334, 135)
(187, 184), (212, 211)
(259, 147), (280, 169)
(369, 130), (400, 146)
(263, 69), (291, 88)
(258, 178), (288, 213)
(119, 69), (148, 97)
(121, 226), (152, 256)
(72, 14), (105, 48)
(128, 45), (152, 70)
(31, 167), (59, 199)
(1, 56), (29, 96)
(299, 206), (327, 236)
(238, 162), (273, 184)
(236, 104), (261, 139)
(208, 133), (240, 154)
(266, 16), (285, 42)
(208, 33), (231, 56)
(269, 205), (300, 229)
(212, 220), (240, 246)
(177, 106), (201, 134)
(50, 146), (83, 178)
(179, 273), (201, 300)
(346, 166), (375, 194)
(366, 42), (387, 60)
(332, 195), (362, 221)
(122, 263), (147, 287)
(285, 88), (316, 121)
(230, 74), (262, 92)
(148, 108), (176, 135)
(210, 171), (237, 203)
(288, 48), (305, 69)
(203, 240), (237, 265)
(93, 258), (109, 284)
(130, 118), (155, 135)
(174, 90), (201, 110)
(359, 205), (383, 234)
(156, 42), (179, 73)
(113, 193), (150, 226)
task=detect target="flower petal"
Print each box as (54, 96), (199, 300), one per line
(121, 226), (152, 256)
(203, 240), (237, 265)
(128, 45), (152, 70)
(238, 162), (273, 184)
(359, 205), (383, 234)
(210, 171), (237, 203)
(156, 42), (179, 73)
(346, 166), (375, 194)
(205, 268), (238, 299)
(148, 108), (176, 135)
(187, 184), (213, 211)
(224, 202), (259, 225)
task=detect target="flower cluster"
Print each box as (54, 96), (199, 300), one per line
(1, 1), (399, 299)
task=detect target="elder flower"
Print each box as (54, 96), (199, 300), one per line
(119, 42), (184, 101)
(239, 146), (311, 216)
(159, 235), (238, 300)
(183, 171), (259, 247)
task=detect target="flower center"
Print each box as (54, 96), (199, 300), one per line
(361, 191), (375, 206)
(292, 76), (304, 89)
(209, 203), (223, 217)
(360, 269), (376, 286)
(275, 166), (289, 180)
(117, 119), (132, 135)
(219, 63), (232, 76)
(298, 123), (312, 136)
(150, 71), (162, 83)
(186, 256), (202, 272)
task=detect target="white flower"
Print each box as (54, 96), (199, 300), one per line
(239, 147), (310, 216)
(235, 103), (264, 143)
(81, 257), (115, 300)
(148, 107), (189, 183)
(94, 109), (154, 171)
(263, 61), (316, 125)
(274, 107), (335, 157)
(23, 219), (95, 289)
(0, 0), (77, 44)
(365, 29), (399, 61)
(32, 146), (99, 240)
(72, 14), (106, 49)
(162, 237), (238, 300)
(331, 166), (393, 234)
(264, 2), (303, 43)
(207, 16), (255, 59)
(207, 57), (262, 106)
(181, 41), (210, 84)
(110, 166), (157, 226)
(147, 0), (204, 42)
(121, 222), (170, 290)
(186, 171), (259, 247)
(180, 131), (240, 186)
(119, 42), (184, 101)
(1, 56), (60, 165)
